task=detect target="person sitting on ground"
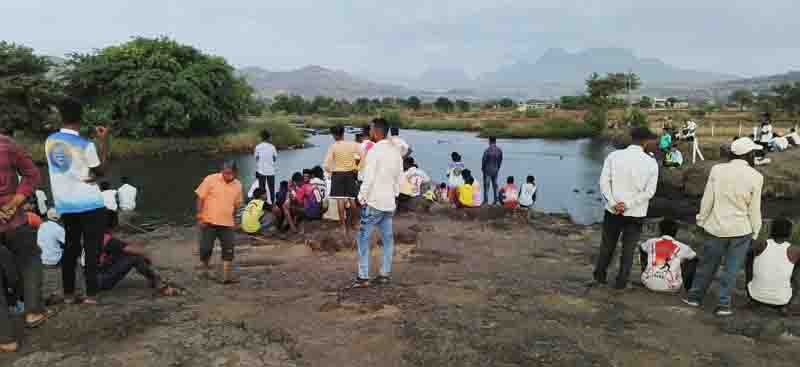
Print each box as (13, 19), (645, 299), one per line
(455, 174), (475, 208)
(664, 146), (684, 168)
(400, 157), (431, 198)
(518, 176), (537, 209)
(659, 129), (673, 154)
(471, 171), (482, 208)
(745, 217), (800, 314)
(283, 172), (323, 232)
(117, 176), (137, 212)
(499, 176), (520, 209)
(758, 120), (773, 151)
(271, 181), (290, 232)
(302, 169), (312, 185)
(772, 133), (790, 152)
(242, 188), (270, 235)
(639, 218), (698, 293)
(247, 179), (274, 205)
(38, 209), (65, 267)
(389, 127), (412, 157)
(310, 166), (328, 215)
(787, 128), (800, 146)
(446, 152), (466, 202)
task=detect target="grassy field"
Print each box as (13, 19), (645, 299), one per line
(20, 116), (305, 163)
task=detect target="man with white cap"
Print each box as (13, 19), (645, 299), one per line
(684, 137), (764, 316)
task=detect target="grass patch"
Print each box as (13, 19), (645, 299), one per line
(480, 118), (596, 139)
(21, 116), (305, 163)
(405, 119), (480, 131)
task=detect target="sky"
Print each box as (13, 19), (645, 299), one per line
(3, 0), (799, 79)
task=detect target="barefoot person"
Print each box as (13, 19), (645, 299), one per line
(684, 137), (763, 316)
(323, 125), (363, 237)
(594, 127), (658, 290)
(0, 131), (48, 353)
(46, 98), (112, 305)
(353, 119), (403, 287)
(195, 161), (243, 284)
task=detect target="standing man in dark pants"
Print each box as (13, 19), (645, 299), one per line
(46, 98), (112, 305)
(594, 128), (658, 290)
(481, 136), (503, 206)
(254, 129), (277, 204)
(0, 133), (49, 353)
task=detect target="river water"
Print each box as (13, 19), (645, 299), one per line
(42, 130), (612, 225)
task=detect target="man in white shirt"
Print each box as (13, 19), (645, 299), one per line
(594, 127), (659, 290)
(684, 137), (764, 317)
(254, 129), (278, 204)
(38, 209), (66, 266)
(353, 119), (404, 288)
(117, 176), (138, 211)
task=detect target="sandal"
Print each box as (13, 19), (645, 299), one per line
(349, 277), (370, 289)
(25, 309), (58, 329)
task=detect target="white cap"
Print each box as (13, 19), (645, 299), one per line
(730, 137), (763, 156)
(46, 208), (60, 221)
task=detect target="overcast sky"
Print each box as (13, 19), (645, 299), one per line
(3, 1), (798, 78)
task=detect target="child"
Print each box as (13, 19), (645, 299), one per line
(242, 188), (270, 235)
(499, 176), (519, 209)
(446, 152), (465, 202)
(519, 176), (537, 208)
(639, 218), (698, 293)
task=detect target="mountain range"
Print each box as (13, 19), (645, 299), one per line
(237, 65), (410, 99)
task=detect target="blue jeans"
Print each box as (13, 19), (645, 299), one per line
(357, 206), (395, 279)
(483, 173), (499, 205)
(687, 234), (752, 307)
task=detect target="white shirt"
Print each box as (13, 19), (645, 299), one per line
(640, 236), (697, 292)
(389, 136), (411, 157)
(35, 190), (48, 215)
(697, 160), (763, 239)
(774, 136), (789, 151)
(38, 221), (65, 266)
(254, 142), (277, 176)
(599, 145), (659, 218)
(118, 184), (138, 211)
(45, 128), (105, 214)
(519, 183), (537, 207)
(748, 240), (795, 305)
(760, 124), (773, 143)
(358, 140), (404, 212)
(102, 190), (118, 211)
(247, 181), (273, 205)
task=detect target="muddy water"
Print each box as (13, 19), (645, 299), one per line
(40, 131), (611, 225)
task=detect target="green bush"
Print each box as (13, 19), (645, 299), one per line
(409, 119), (476, 131)
(584, 106), (608, 133)
(525, 108), (544, 118)
(624, 107), (649, 129)
(480, 118), (595, 139)
(381, 110), (404, 127)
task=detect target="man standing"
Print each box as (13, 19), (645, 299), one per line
(46, 98), (111, 305)
(195, 161), (243, 284)
(353, 119), (403, 288)
(684, 137), (764, 316)
(481, 137), (503, 206)
(0, 132), (47, 353)
(594, 127), (659, 290)
(255, 129), (277, 204)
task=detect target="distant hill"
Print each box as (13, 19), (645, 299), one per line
(479, 48), (738, 86)
(712, 71), (800, 94)
(238, 65), (413, 99)
(417, 67), (473, 90)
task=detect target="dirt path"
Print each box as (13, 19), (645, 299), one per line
(3, 211), (800, 367)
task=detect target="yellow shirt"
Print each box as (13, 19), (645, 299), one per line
(697, 160), (763, 239)
(323, 141), (362, 173)
(241, 199), (265, 233)
(195, 173), (243, 227)
(457, 184), (474, 207)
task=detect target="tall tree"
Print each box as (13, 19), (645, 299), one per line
(729, 89), (754, 112)
(0, 41), (62, 134)
(434, 97), (454, 113)
(586, 72), (640, 107)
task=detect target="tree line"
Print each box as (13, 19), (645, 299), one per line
(0, 37), (258, 137)
(729, 84), (800, 115)
(268, 94), (526, 116)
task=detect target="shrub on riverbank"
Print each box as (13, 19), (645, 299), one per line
(480, 118), (595, 139)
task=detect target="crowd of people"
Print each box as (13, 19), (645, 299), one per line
(1, 98), (798, 353)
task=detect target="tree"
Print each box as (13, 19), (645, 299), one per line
(624, 107), (649, 129)
(584, 106), (608, 133)
(639, 96), (653, 109)
(729, 89), (754, 112)
(434, 97), (454, 113)
(498, 98), (515, 109)
(62, 37), (254, 137)
(288, 95), (308, 115)
(406, 96), (421, 111)
(309, 95), (333, 114)
(354, 98), (372, 114)
(560, 95), (589, 110)
(0, 41), (62, 134)
(455, 99), (470, 112)
(667, 97), (679, 107)
(586, 72), (640, 107)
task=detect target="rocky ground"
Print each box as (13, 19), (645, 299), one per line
(3, 207), (800, 367)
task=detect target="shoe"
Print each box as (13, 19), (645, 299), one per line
(682, 298), (700, 308)
(715, 305), (733, 317)
(375, 275), (391, 285)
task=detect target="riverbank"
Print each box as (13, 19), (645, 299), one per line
(3, 208), (799, 367)
(19, 116), (306, 163)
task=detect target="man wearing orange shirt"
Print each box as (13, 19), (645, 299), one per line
(195, 161), (243, 284)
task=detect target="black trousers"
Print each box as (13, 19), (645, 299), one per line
(97, 254), (160, 291)
(62, 209), (106, 297)
(639, 249), (699, 291)
(0, 225), (43, 344)
(256, 173), (276, 204)
(594, 211), (643, 288)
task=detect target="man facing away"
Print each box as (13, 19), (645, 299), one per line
(46, 97), (112, 305)
(684, 137), (764, 317)
(746, 217), (800, 315)
(0, 131), (47, 353)
(594, 127), (659, 290)
(195, 161), (243, 284)
(254, 129), (278, 204)
(388, 127), (412, 157)
(481, 136), (503, 206)
(352, 119), (404, 288)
